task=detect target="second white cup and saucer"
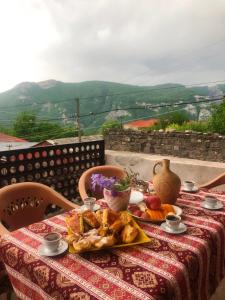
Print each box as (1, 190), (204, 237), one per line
(182, 181), (198, 193)
(160, 214), (187, 234)
(38, 232), (68, 257)
(201, 195), (223, 210)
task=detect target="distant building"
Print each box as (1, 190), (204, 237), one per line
(0, 133), (36, 151)
(123, 119), (158, 130)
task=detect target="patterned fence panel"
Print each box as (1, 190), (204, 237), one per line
(0, 139), (105, 201)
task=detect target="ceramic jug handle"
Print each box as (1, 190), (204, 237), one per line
(153, 161), (162, 175)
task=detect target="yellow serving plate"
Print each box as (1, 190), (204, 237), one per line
(66, 212), (151, 254)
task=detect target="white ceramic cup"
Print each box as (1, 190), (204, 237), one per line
(83, 197), (96, 211)
(43, 232), (62, 252)
(204, 195), (217, 207)
(165, 214), (181, 230)
(184, 181), (195, 190)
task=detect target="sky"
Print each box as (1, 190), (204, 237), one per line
(0, 0), (225, 92)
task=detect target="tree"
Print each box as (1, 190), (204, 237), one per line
(156, 111), (190, 129)
(101, 119), (121, 134)
(13, 112), (36, 137)
(210, 98), (225, 134)
(13, 111), (77, 141)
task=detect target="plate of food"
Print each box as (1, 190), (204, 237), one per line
(65, 208), (151, 254)
(128, 195), (182, 223)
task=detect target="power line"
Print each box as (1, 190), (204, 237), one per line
(79, 95), (224, 118)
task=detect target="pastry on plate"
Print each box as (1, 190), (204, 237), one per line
(94, 235), (117, 249)
(73, 239), (92, 253)
(66, 212), (84, 234)
(121, 224), (138, 244)
(82, 210), (99, 228)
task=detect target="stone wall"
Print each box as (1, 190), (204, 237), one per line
(104, 129), (225, 162)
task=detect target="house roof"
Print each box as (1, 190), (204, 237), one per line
(32, 135), (103, 147)
(124, 119), (158, 128)
(0, 133), (28, 142)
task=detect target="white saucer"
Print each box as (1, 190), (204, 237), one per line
(200, 201), (223, 210)
(79, 204), (101, 212)
(38, 240), (68, 257)
(129, 190), (144, 204)
(182, 186), (198, 193)
(160, 222), (187, 234)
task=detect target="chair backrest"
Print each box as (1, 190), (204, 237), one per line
(78, 165), (127, 200)
(199, 172), (225, 189)
(0, 182), (77, 233)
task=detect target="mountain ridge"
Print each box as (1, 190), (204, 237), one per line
(0, 79), (223, 131)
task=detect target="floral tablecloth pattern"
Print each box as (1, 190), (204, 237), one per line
(0, 189), (225, 300)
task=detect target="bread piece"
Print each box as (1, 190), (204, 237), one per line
(64, 233), (80, 245)
(82, 210), (99, 228)
(109, 219), (125, 233)
(66, 212), (84, 234)
(102, 209), (119, 227)
(121, 224), (138, 244)
(72, 239), (92, 253)
(95, 210), (103, 225)
(98, 225), (109, 237)
(108, 209), (120, 225)
(119, 211), (133, 225)
(94, 235), (117, 249)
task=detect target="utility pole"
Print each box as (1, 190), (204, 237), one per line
(75, 98), (81, 142)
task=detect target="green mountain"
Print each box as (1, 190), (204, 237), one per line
(0, 79), (222, 132)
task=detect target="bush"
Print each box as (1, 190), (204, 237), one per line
(101, 119), (121, 134)
(210, 99), (225, 134)
(166, 121), (211, 133)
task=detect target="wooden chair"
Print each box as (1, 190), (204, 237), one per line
(0, 182), (78, 235)
(78, 165), (127, 201)
(199, 172), (225, 189)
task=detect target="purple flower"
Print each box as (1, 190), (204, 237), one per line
(90, 173), (117, 193)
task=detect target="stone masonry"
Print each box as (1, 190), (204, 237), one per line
(104, 129), (225, 162)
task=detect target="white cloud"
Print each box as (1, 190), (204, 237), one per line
(0, 0), (225, 92)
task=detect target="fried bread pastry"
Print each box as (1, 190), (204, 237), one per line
(64, 233), (80, 245)
(98, 225), (109, 237)
(73, 239), (92, 253)
(109, 219), (125, 233)
(119, 211), (133, 225)
(94, 235), (117, 249)
(102, 209), (119, 227)
(82, 210), (99, 228)
(66, 212), (84, 234)
(95, 210), (103, 225)
(121, 224), (138, 244)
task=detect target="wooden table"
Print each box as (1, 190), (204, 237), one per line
(0, 188), (225, 300)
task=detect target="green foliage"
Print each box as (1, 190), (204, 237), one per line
(12, 111), (76, 141)
(209, 99), (225, 134)
(149, 111), (189, 130)
(13, 112), (36, 137)
(166, 121), (210, 133)
(101, 119), (121, 134)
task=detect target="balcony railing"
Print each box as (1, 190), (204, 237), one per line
(0, 139), (105, 202)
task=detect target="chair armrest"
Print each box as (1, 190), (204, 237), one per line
(0, 222), (9, 236)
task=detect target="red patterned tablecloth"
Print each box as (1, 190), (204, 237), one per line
(0, 189), (225, 300)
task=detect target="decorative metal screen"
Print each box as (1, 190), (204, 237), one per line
(0, 139), (105, 201)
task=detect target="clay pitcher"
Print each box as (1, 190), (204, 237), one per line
(152, 159), (181, 204)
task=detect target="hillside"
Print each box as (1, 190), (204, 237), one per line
(0, 80), (222, 132)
